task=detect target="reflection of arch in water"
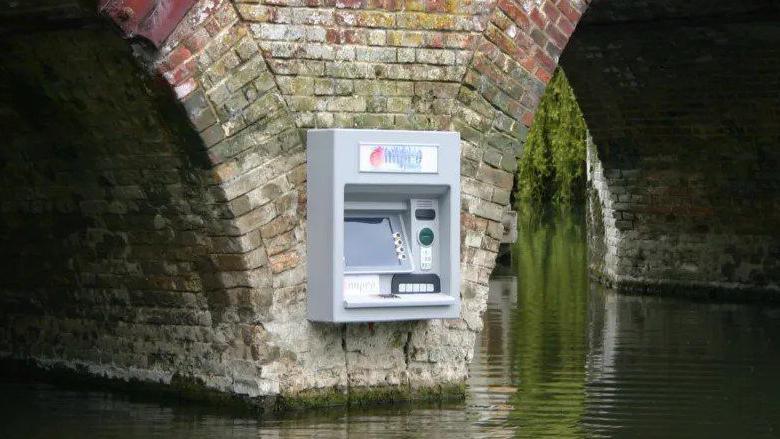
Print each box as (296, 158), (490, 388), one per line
(582, 287), (780, 436)
(502, 209), (590, 436)
(464, 275), (519, 431)
(586, 284), (620, 382)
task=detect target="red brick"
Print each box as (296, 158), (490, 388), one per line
(557, 16), (575, 37)
(163, 58), (198, 85)
(542, 2), (561, 22)
(445, 33), (475, 49)
(555, 0), (583, 24)
(326, 28), (358, 44)
(162, 45), (192, 71)
(425, 0), (446, 13)
(472, 56), (506, 90)
(203, 16), (222, 35)
(520, 55), (536, 73)
(497, 0), (530, 30)
(545, 22), (568, 49)
(429, 33), (444, 48)
(529, 8), (546, 28)
(521, 110), (534, 126)
(534, 66), (552, 83)
(368, 0), (402, 11)
(484, 25), (522, 60)
(533, 48), (556, 73)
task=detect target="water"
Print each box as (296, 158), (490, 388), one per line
(2, 208), (780, 438)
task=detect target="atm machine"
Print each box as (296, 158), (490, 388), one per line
(306, 129), (460, 323)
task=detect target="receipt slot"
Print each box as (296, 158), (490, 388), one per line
(306, 129), (460, 323)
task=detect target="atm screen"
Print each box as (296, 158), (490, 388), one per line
(344, 217), (402, 268)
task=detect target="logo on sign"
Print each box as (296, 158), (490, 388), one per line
(359, 143), (438, 173)
(343, 275), (381, 296)
(367, 145), (422, 172)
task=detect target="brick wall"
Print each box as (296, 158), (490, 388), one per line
(564, 15), (780, 294)
(0, 26), (300, 396)
(4, 0), (777, 409)
(0, 0), (590, 405)
(151, 0), (590, 398)
(4, 0), (777, 408)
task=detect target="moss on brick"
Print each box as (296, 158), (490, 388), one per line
(277, 382), (466, 412)
(347, 386), (411, 406)
(1, 357), (466, 416)
(410, 381), (467, 401)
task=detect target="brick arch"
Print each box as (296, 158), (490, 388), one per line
(0, 9), (313, 399)
(112, 0), (780, 401)
(148, 0), (589, 398)
(0, 23), (252, 385)
(0, 0), (590, 403)
(560, 0), (780, 295)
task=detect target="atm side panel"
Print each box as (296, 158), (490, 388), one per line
(306, 130), (337, 322)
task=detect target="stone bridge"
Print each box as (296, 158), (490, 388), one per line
(0, 0), (777, 408)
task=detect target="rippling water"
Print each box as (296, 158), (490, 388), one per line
(2, 209), (780, 438)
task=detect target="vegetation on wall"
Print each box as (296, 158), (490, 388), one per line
(515, 68), (588, 207)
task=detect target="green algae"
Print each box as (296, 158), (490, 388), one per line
(277, 381), (466, 412)
(1, 358), (466, 416)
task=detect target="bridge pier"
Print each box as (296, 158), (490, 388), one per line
(0, 0), (778, 409)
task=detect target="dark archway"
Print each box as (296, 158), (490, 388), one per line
(0, 10), (266, 390)
(559, 0), (780, 295)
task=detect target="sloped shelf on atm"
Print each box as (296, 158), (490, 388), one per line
(343, 293), (456, 309)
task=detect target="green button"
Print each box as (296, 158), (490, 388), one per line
(418, 228), (434, 246)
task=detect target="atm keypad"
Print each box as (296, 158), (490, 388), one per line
(391, 274), (441, 294)
(398, 283), (435, 293)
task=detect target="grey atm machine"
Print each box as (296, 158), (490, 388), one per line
(306, 129), (460, 323)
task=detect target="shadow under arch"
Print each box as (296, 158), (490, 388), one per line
(0, 15), (259, 388)
(557, 0), (780, 295)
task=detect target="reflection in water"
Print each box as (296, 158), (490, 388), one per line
(586, 292), (780, 438)
(2, 209), (780, 438)
(507, 208), (588, 437)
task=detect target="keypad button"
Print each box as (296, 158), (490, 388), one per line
(399, 284), (407, 293)
(426, 284), (434, 292)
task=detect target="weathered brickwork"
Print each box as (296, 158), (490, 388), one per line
(0, 0), (590, 405)
(151, 0), (588, 399)
(0, 30), (217, 384)
(566, 13), (780, 294)
(10, 0), (777, 409)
